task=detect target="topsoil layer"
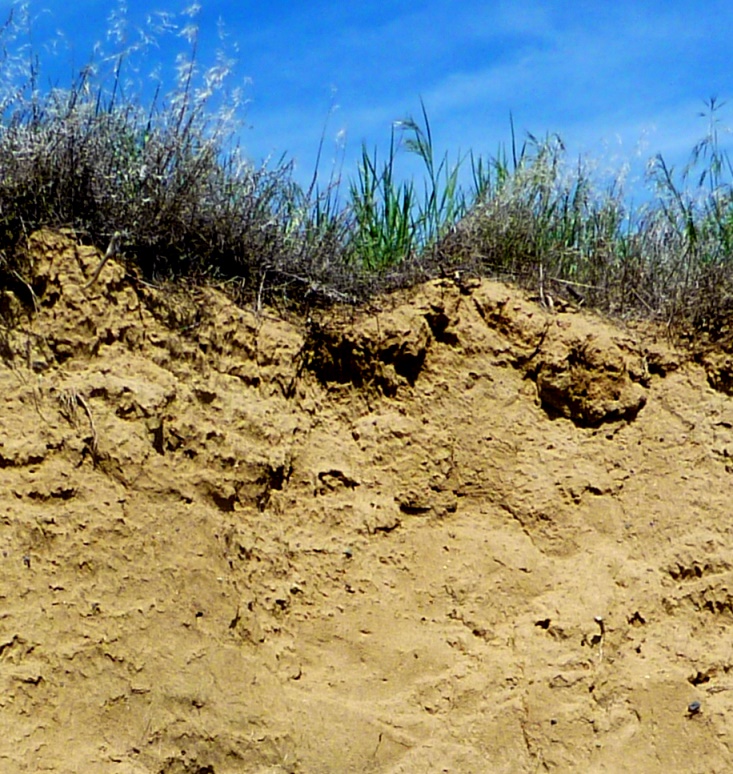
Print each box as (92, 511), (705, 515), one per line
(2, 230), (733, 772)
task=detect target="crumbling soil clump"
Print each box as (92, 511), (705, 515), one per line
(1, 229), (733, 772)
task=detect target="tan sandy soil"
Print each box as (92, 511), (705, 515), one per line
(1, 229), (733, 772)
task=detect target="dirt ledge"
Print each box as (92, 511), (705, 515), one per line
(0, 230), (730, 773)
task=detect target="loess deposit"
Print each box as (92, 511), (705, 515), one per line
(1, 230), (733, 772)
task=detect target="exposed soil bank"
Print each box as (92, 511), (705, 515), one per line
(1, 230), (732, 772)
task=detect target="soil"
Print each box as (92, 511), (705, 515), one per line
(1, 229), (733, 773)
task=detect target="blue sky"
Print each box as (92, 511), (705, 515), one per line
(7, 0), (733, 198)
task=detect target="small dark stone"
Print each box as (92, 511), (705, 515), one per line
(688, 701), (701, 715)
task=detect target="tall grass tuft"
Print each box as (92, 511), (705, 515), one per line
(347, 128), (417, 270)
(346, 100), (471, 271)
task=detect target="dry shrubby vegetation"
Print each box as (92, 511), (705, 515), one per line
(0, 2), (732, 332)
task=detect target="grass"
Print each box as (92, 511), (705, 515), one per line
(347, 99), (472, 271)
(0, 3), (733, 337)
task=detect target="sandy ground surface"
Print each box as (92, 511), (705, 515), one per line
(1, 229), (733, 772)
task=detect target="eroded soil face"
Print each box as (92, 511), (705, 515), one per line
(1, 230), (733, 772)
